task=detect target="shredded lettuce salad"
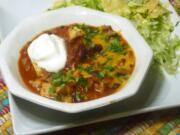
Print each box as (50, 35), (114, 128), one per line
(49, 0), (180, 75)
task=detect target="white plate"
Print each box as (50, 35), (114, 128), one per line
(0, 6), (153, 113)
(1, 0), (180, 134)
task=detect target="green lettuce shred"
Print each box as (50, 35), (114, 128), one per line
(48, 0), (104, 11)
(49, 0), (180, 75)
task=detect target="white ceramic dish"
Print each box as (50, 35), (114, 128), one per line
(0, 6), (152, 113)
(0, 0), (180, 134)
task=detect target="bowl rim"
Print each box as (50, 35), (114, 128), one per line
(0, 6), (153, 113)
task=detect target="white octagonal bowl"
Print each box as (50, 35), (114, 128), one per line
(0, 6), (153, 113)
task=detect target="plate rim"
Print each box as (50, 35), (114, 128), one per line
(4, 0), (180, 134)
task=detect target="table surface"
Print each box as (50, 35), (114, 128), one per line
(0, 0), (180, 135)
(1, 78), (180, 135)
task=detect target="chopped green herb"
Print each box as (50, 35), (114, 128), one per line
(97, 72), (105, 79)
(109, 38), (124, 54)
(123, 75), (129, 79)
(52, 71), (75, 88)
(76, 24), (99, 45)
(85, 66), (94, 73)
(60, 83), (66, 89)
(48, 86), (56, 94)
(66, 71), (76, 81)
(75, 90), (82, 102)
(115, 73), (129, 79)
(77, 77), (88, 87)
(103, 64), (115, 71)
(52, 78), (62, 86)
(67, 76), (76, 81)
(77, 64), (84, 70)
(52, 71), (63, 80)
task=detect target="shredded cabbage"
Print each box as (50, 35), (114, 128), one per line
(49, 0), (180, 75)
(49, 0), (104, 11)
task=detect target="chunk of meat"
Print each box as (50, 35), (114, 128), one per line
(49, 26), (69, 40)
(66, 41), (103, 68)
(68, 27), (84, 40)
(85, 44), (102, 59)
(66, 37), (86, 68)
(32, 62), (49, 77)
(40, 82), (51, 98)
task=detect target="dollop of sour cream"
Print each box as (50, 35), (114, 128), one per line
(27, 33), (67, 73)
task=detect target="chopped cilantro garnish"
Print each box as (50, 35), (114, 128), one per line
(48, 86), (56, 94)
(52, 71), (74, 87)
(76, 24), (99, 45)
(77, 77), (88, 87)
(97, 72), (105, 79)
(103, 64), (115, 71)
(52, 78), (62, 86)
(60, 83), (66, 89)
(52, 71), (63, 80)
(66, 71), (76, 81)
(109, 38), (124, 54)
(75, 90), (82, 102)
(77, 64), (84, 70)
(115, 73), (129, 79)
(85, 66), (94, 73)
